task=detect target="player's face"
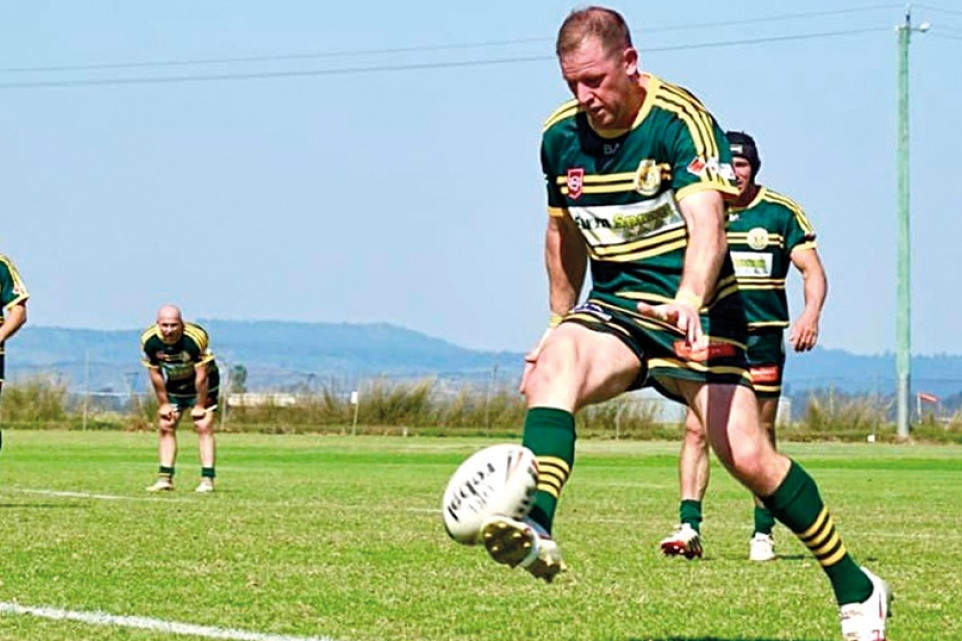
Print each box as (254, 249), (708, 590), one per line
(731, 157), (755, 194)
(157, 316), (184, 344)
(560, 37), (639, 130)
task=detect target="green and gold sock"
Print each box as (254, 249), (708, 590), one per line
(753, 505), (776, 536)
(201, 467), (216, 479)
(680, 499), (703, 532)
(522, 407), (575, 534)
(158, 465), (174, 479)
(762, 461), (872, 605)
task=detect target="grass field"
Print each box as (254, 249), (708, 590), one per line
(1, 430), (959, 641)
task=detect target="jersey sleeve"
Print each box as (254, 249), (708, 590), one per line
(184, 324), (215, 368)
(140, 329), (161, 369)
(663, 102), (738, 203)
(541, 140), (567, 218)
(0, 255), (30, 311)
(781, 199), (817, 252)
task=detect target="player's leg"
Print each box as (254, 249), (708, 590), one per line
(687, 380), (889, 637)
(147, 408), (181, 492)
(193, 392), (218, 493)
(481, 320), (642, 581)
(660, 407), (709, 558)
(749, 396), (779, 561)
(745, 332), (785, 560)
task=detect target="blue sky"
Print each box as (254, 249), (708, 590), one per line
(1, 1), (958, 355)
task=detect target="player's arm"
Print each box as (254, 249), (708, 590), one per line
(788, 247), (827, 352)
(146, 367), (175, 419)
(546, 212), (587, 317)
(637, 190), (727, 345)
(0, 302), (26, 343)
(191, 363), (210, 419)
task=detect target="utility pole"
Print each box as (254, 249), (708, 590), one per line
(894, 6), (929, 440)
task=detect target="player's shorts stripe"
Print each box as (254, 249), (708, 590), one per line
(648, 358), (751, 380)
(753, 383), (781, 393)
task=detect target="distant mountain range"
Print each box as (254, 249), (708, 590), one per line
(7, 320), (962, 402)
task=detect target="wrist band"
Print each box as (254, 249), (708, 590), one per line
(673, 290), (702, 309)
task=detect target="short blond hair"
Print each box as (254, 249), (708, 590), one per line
(556, 6), (632, 60)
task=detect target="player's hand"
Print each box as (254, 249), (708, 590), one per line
(789, 313), (819, 352)
(191, 406), (208, 420)
(519, 325), (556, 395)
(636, 297), (705, 348)
(157, 403), (177, 421)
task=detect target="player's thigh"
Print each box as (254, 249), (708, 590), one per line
(684, 381), (787, 494)
(528, 322), (641, 410)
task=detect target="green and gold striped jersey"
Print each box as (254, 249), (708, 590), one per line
(727, 186), (816, 330)
(541, 74), (740, 309)
(0, 253), (29, 324)
(140, 322), (220, 396)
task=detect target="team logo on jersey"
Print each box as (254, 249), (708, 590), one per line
(686, 156), (721, 178)
(633, 159), (662, 196)
(719, 162), (736, 181)
(747, 227), (770, 250)
(566, 168), (585, 200)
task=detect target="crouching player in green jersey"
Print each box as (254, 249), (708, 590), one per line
(0, 253), (29, 456)
(660, 131), (828, 562)
(477, 7), (890, 641)
(141, 305), (220, 493)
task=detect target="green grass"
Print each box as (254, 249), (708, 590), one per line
(1, 431), (959, 641)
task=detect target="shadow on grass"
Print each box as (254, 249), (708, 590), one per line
(0, 503), (88, 509)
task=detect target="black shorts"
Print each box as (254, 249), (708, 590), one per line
(745, 331), (786, 400)
(168, 387), (220, 413)
(561, 293), (752, 403)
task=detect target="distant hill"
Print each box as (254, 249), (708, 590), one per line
(8, 320), (522, 393)
(7, 321), (962, 401)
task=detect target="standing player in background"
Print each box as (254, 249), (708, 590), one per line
(0, 253), (29, 455)
(140, 305), (220, 493)
(660, 131), (828, 562)
(478, 7), (889, 640)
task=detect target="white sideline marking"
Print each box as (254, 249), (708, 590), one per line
(0, 602), (340, 641)
(8, 487), (441, 512)
(8, 488), (189, 502)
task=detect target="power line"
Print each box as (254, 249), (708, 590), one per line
(0, 6), (902, 76)
(916, 4), (962, 17)
(0, 27), (890, 91)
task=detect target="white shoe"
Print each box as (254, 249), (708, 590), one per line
(480, 515), (567, 583)
(194, 478), (215, 493)
(749, 532), (776, 562)
(839, 567), (892, 641)
(145, 477), (174, 492)
(660, 523), (703, 559)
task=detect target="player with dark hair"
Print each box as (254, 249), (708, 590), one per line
(660, 131), (828, 562)
(478, 7), (889, 641)
(141, 305), (220, 493)
(0, 253), (29, 455)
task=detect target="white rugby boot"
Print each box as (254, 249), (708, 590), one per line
(194, 478), (215, 493)
(749, 532), (776, 562)
(480, 515), (567, 583)
(839, 567), (893, 641)
(659, 523), (703, 559)
(145, 476), (174, 492)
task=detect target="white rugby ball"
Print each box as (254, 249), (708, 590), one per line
(441, 444), (539, 545)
